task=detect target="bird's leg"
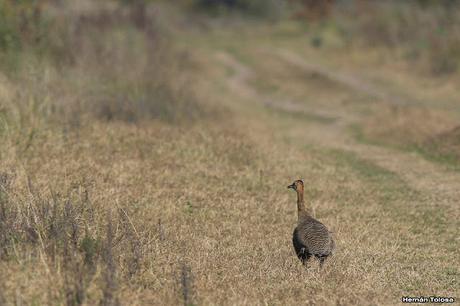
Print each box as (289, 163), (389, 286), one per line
(319, 256), (326, 269)
(300, 248), (311, 267)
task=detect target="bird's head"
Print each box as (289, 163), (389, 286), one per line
(287, 179), (304, 192)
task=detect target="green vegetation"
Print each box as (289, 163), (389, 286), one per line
(0, 1), (202, 126)
(295, 1), (460, 75)
(186, 0), (283, 18)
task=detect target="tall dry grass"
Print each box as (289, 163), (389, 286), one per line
(0, 0), (203, 129)
(298, 0), (460, 75)
(0, 2), (208, 304)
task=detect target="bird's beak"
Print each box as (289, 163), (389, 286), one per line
(287, 183), (295, 190)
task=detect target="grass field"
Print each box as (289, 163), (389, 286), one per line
(0, 1), (459, 305)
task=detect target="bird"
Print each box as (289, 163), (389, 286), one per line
(287, 179), (335, 268)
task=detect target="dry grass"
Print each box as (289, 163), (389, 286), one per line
(2, 114), (458, 305)
(0, 1), (459, 305)
(0, 1), (203, 129)
(357, 104), (460, 166)
(321, 1), (460, 75)
(424, 126), (460, 165)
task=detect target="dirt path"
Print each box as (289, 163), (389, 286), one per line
(217, 50), (460, 214)
(277, 50), (414, 106)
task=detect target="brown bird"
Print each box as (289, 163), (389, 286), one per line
(288, 179), (335, 268)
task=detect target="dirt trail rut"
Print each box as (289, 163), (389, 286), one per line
(217, 51), (460, 214)
(277, 50), (414, 106)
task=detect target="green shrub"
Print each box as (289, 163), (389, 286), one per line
(0, 0), (46, 51)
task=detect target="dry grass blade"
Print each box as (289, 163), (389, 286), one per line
(100, 212), (120, 306)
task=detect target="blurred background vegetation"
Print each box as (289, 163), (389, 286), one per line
(1, 0), (459, 74)
(183, 0), (460, 74)
(0, 0), (459, 305)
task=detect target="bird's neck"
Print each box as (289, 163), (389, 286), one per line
(296, 189), (308, 220)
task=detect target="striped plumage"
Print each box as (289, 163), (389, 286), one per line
(288, 179), (335, 267)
